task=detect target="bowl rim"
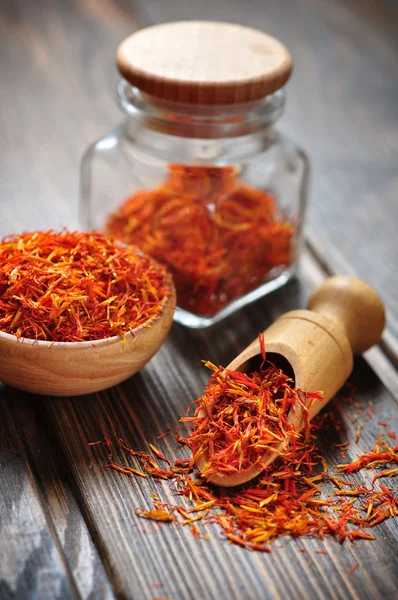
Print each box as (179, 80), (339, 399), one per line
(0, 278), (176, 349)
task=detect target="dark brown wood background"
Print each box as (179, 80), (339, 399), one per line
(0, 1), (397, 599)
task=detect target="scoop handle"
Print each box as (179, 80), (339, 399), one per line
(307, 275), (385, 354)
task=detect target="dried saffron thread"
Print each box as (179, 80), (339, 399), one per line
(106, 164), (293, 317)
(181, 359), (323, 479)
(0, 230), (172, 342)
(350, 563), (360, 575)
(103, 427), (398, 552)
(101, 381), (398, 553)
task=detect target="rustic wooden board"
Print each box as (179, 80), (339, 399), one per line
(6, 390), (115, 600)
(0, 387), (79, 600)
(37, 261), (398, 600)
(0, 0), (137, 235)
(1, 0), (398, 599)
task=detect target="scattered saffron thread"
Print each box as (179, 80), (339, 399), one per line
(100, 363), (398, 553)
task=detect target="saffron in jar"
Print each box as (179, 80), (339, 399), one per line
(106, 165), (294, 318)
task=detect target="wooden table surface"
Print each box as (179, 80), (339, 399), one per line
(1, 1), (397, 599)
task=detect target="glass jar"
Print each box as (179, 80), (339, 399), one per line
(80, 22), (309, 328)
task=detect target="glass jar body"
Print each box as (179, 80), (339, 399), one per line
(80, 85), (309, 328)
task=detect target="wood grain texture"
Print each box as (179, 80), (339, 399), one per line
(302, 248), (398, 404)
(0, 0), (138, 235)
(0, 286), (175, 396)
(1, 0), (398, 599)
(0, 1), (137, 596)
(117, 21), (292, 104)
(307, 276), (387, 355)
(0, 387), (79, 600)
(40, 264), (398, 600)
(5, 388), (115, 600)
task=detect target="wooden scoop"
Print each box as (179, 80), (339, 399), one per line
(196, 276), (385, 487)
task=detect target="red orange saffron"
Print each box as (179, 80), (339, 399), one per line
(106, 164), (293, 317)
(182, 356), (322, 479)
(103, 426), (398, 552)
(100, 363), (398, 554)
(0, 230), (171, 342)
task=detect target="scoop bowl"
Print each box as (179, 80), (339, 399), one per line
(195, 275), (385, 487)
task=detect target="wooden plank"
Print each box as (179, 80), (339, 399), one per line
(0, 2), (133, 596)
(1, 0), (398, 598)
(0, 387), (79, 600)
(6, 390), (115, 600)
(0, 0), (138, 235)
(39, 256), (398, 600)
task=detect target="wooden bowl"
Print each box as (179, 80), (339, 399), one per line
(0, 284), (176, 396)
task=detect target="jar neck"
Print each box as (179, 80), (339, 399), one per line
(117, 79), (285, 140)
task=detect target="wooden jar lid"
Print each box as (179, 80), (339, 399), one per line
(117, 21), (292, 105)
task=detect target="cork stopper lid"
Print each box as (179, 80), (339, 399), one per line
(117, 21), (292, 105)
